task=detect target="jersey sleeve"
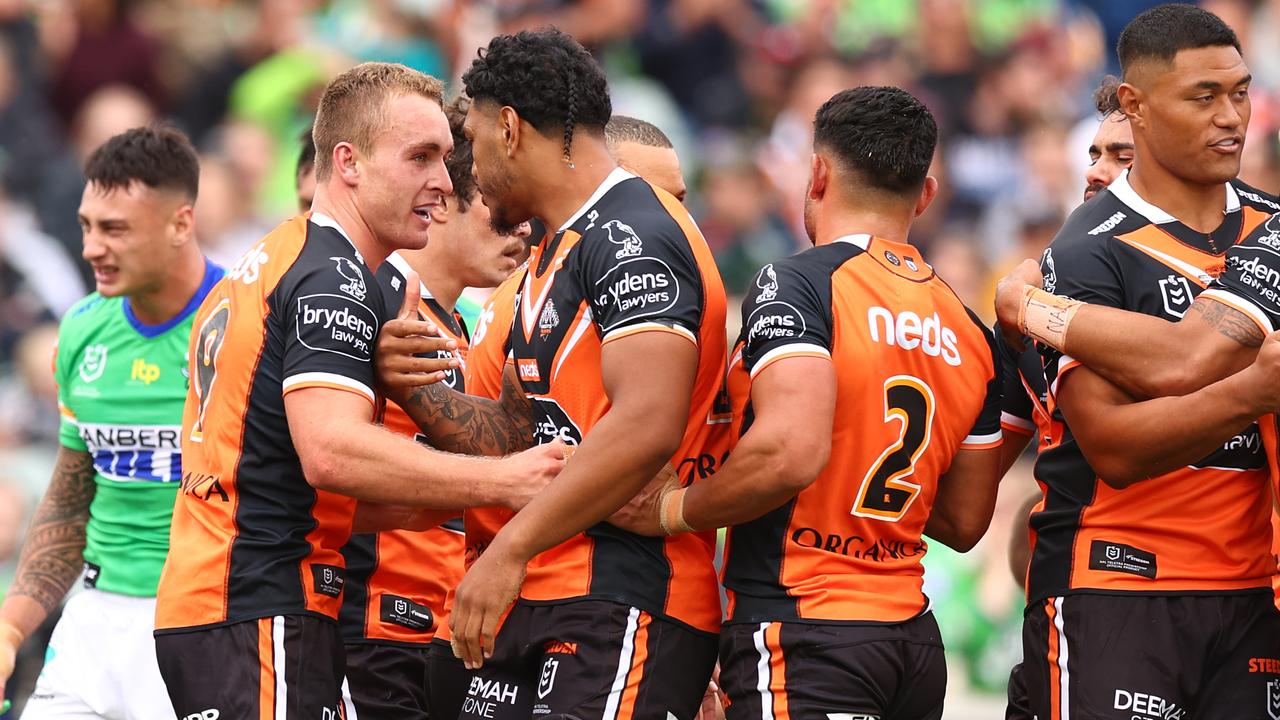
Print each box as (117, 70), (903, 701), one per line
(579, 217), (704, 346)
(53, 333), (87, 452)
(277, 258), (391, 407)
(961, 310), (1003, 449)
(994, 331), (1034, 437)
(739, 260), (833, 379)
(1201, 213), (1280, 334)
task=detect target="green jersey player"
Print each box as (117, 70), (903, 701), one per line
(0, 126), (221, 719)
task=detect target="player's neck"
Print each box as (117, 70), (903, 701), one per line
(1127, 161), (1228, 234)
(533, 144), (617, 233)
(402, 244), (462, 313)
(814, 206), (913, 248)
(128, 250), (206, 326)
(311, 189), (389, 270)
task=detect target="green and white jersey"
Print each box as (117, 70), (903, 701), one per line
(53, 263), (223, 597)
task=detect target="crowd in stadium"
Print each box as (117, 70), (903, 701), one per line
(0, 0), (1278, 718)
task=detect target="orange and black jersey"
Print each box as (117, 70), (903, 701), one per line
(509, 168), (727, 634)
(997, 334), (1050, 449)
(722, 234), (1002, 625)
(336, 253), (468, 646)
(1030, 171), (1278, 605)
(157, 213), (403, 632)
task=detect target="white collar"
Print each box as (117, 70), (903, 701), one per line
(385, 252), (433, 299)
(831, 233), (872, 250)
(310, 211), (365, 262)
(557, 167), (636, 233)
(1107, 169), (1240, 225)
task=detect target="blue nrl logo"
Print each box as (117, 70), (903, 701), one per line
(79, 344), (108, 383)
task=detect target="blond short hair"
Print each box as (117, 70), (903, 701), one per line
(312, 62), (445, 181)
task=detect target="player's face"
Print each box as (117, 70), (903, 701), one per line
(78, 181), (188, 298)
(451, 194), (531, 288)
(463, 103), (529, 236)
(1138, 46), (1250, 185)
(356, 93), (453, 253)
(1084, 113), (1135, 201)
(613, 142), (686, 202)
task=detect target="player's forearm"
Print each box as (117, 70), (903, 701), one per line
(395, 380), (532, 456)
(681, 425), (827, 531)
(997, 430), (1032, 479)
(309, 424), (521, 509)
(2, 447), (96, 632)
(1067, 367), (1268, 487)
(1055, 304), (1190, 399)
(494, 406), (680, 562)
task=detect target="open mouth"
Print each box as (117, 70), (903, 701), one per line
(1209, 136), (1242, 153)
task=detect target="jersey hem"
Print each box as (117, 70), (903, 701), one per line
(1024, 584), (1274, 611)
(153, 608), (339, 635)
(515, 595), (720, 637)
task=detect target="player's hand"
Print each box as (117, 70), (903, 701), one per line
(375, 269), (460, 395)
(1246, 331), (1280, 412)
(994, 259), (1044, 350)
(606, 463), (680, 536)
(693, 665), (727, 720)
(449, 539), (525, 670)
(496, 441), (568, 511)
(0, 619), (24, 703)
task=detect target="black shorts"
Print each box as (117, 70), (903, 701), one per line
(427, 637), (470, 720)
(1006, 662), (1032, 720)
(342, 642), (430, 719)
(155, 614), (346, 720)
(1020, 592), (1280, 720)
(718, 613), (946, 720)
(457, 599), (718, 720)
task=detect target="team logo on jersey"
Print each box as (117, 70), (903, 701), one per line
(331, 256), (368, 300)
(1268, 679), (1280, 720)
(78, 344), (108, 383)
(1042, 248), (1057, 293)
(229, 242), (268, 284)
(755, 264), (778, 302)
(904, 255), (919, 272)
(539, 298), (560, 338)
(1158, 274), (1194, 318)
(602, 219), (643, 259)
(883, 250), (901, 266)
(538, 657), (559, 699)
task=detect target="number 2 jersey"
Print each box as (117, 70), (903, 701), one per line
(1030, 171), (1279, 604)
(509, 168), (728, 634)
(156, 213), (401, 632)
(721, 234), (1001, 624)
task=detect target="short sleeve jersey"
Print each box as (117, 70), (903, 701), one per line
(53, 262), (223, 597)
(996, 334), (1051, 448)
(721, 235), (1001, 624)
(337, 252), (468, 646)
(508, 168), (728, 633)
(1028, 171), (1278, 604)
(156, 214), (401, 632)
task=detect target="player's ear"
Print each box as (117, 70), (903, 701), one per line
(499, 106), (520, 157)
(170, 201), (196, 246)
(808, 154), (828, 200)
(334, 141), (360, 186)
(1117, 82), (1144, 129)
(914, 176), (939, 218)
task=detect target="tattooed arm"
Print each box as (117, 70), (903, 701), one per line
(393, 365), (536, 456)
(0, 446), (96, 692)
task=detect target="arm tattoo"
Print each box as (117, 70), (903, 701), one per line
(1188, 299), (1264, 348)
(402, 374), (534, 456)
(9, 447), (96, 613)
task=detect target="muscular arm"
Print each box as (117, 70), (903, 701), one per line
(925, 447), (1002, 552)
(1056, 360), (1269, 488)
(286, 388), (560, 509)
(393, 367), (535, 456)
(489, 331), (697, 560)
(0, 447), (96, 636)
(998, 431), (1033, 479)
(680, 357), (834, 531)
(1058, 297), (1261, 398)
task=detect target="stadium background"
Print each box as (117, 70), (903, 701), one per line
(0, 0), (1276, 716)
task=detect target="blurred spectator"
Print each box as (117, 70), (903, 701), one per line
(0, 322), (58, 448)
(0, 188), (84, 366)
(193, 152), (273, 268)
(46, 0), (166, 125)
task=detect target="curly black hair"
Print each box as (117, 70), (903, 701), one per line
(461, 28), (611, 164)
(444, 96), (478, 211)
(1118, 4), (1240, 79)
(1093, 75), (1122, 117)
(813, 86), (937, 196)
(84, 125), (200, 201)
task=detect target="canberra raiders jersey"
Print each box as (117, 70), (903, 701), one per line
(53, 261), (224, 596)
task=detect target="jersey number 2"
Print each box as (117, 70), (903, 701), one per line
(851, 375), (934, 522)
